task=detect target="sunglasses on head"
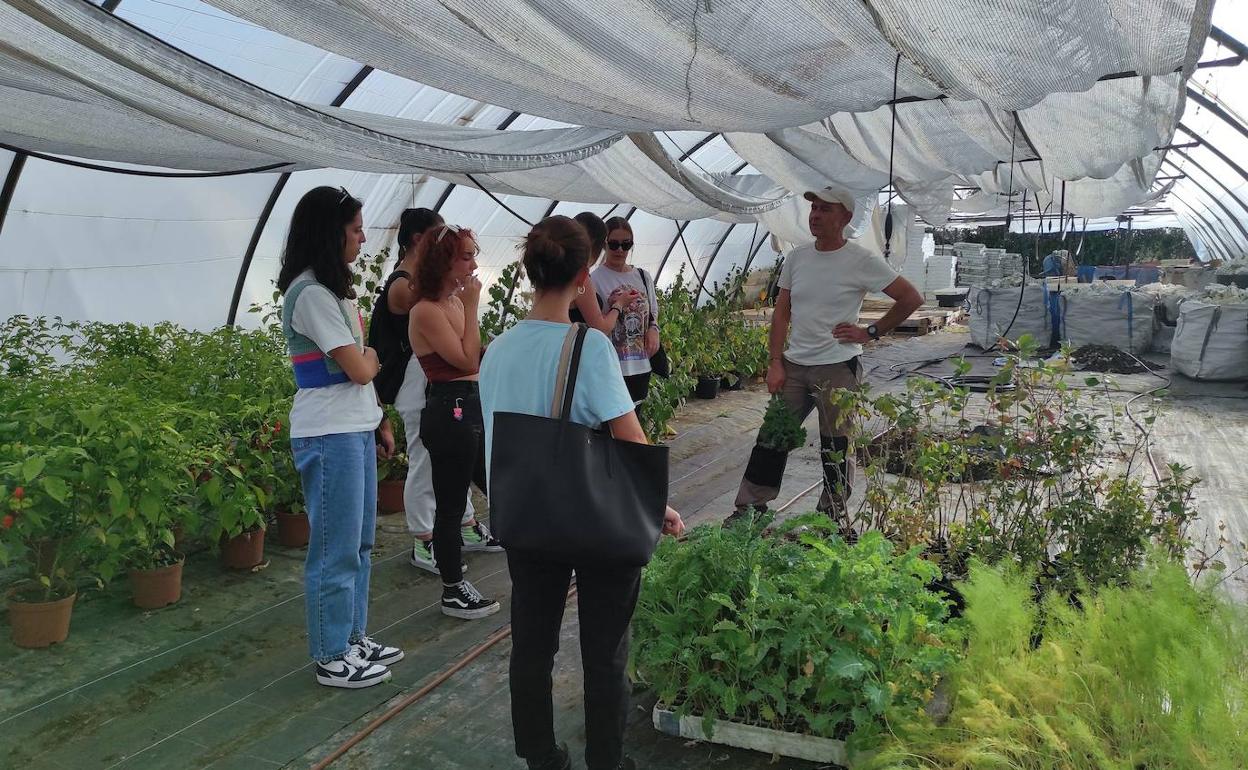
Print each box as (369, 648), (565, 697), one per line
(337, 186), (352, 204)
(607, 239), (633, 251)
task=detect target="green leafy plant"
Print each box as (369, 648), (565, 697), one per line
(865, 559), (1248, 770)
(638, 266), (769, 440)
(479, 260), (530, 344)
(377, 406), (409, 482)
(823, 338), (1201, 593)
(757, 395), (806, 452)
(632, 513), (956, 753)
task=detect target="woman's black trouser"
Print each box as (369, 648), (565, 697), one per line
(507, 549), (641, 770)
(420, 381), (486, 584)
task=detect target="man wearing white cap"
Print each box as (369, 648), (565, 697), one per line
(732, 187), (923, 524)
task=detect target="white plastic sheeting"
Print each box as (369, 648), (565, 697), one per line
(0, 0), (626, 173)
(0, 0), (1242, 332)
(204, 0), (1210, 128)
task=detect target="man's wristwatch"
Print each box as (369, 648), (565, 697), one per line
(866, 324), (880, 340)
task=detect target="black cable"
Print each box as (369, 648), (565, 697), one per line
(996, 117), (1029, 343)
(0, 141), (292, 177)
(882, 53), (902, 260)
(465, 173), (534, 226)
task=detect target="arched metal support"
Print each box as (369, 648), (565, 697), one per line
(226, 64), (374, 325)
(1172, 184), (1247, 254)
(654, 220), (694, 281)
(1171, 191), (1235, 261)
(1170, 148), (1248, 217)
(1176, 124), (1248, 187)
(0, 152), (27, 240)
(1186, 88), (1248, 142)
(1161, 157), (1248, 245)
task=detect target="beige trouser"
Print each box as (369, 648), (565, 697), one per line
(734, 356), (862, 516)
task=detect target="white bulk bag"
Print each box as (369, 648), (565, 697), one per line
(969, 285), (1052, 349)
(1171, 301), (1248, 381)
(1056, 290), (1156, 355)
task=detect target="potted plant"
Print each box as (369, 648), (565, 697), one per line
(0, 448), (89, 648)
(376, 406), (407, 515)
(197, 438), (269, 570)
(112, 415), (193, 609)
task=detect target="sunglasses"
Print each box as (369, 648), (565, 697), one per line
(337, 186), (352, 204)
(607, 240), (634, 251)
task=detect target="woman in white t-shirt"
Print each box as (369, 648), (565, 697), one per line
(591, 217), (660, 406)
(277, 186), (403, 690)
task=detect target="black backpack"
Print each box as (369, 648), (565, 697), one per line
(368, 270), (412, 405)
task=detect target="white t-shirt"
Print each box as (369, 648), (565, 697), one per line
(591, 265), (658, 377)
(778, 241), (898, 366)
(288, 270), (383, 438)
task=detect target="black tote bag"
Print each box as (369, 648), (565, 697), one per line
(489, 324), (669, 567)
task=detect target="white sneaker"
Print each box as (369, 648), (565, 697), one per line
(461, 521), (504, 553)
(410, 538), (467, 576)
(352, 636), (404, 666)
(315, 649), (392, 689)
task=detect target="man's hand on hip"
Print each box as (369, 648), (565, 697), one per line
(833, 323), (871, 344)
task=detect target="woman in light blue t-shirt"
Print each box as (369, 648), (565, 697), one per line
(479, 216), (683, 770)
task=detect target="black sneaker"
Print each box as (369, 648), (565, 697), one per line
(314, 649), (391, 689)
(441, 580), (501, 619)
(527, 743), (571, 770)
(352, 635), (404, 665)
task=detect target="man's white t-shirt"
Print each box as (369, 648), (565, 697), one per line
(288, 270), (383, 438)
(778, 241), (899, 366)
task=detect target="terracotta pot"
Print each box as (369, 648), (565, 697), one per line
(220, 528), (266, 570)
(275, 510), (310, 549)
(377, 479), (405, 514)
(7, 590), (76, 649)
(129, 558), (184, 610)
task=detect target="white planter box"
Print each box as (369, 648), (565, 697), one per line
(652, 705), (859, 766)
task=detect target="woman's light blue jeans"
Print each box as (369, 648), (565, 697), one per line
(292, 431), (377, 662)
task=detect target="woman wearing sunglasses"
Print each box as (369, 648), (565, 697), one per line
(591, 217), (660, 406)
(409, 224), (500, 620)
(568, 212), (640, 335)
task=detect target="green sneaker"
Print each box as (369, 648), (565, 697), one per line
(461, 522), (504, 553)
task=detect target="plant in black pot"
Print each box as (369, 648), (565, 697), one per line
(741, 395), (808, 493)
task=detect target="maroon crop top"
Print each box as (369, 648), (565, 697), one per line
(417, 351), (478, 382)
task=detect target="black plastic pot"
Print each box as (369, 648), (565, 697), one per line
(743, 446), (788, 488)
(694, 375), (722, 399)
(935, 288), (969, 307)
(720, 372), (745, 391)
(1216, 274), (1234, 286)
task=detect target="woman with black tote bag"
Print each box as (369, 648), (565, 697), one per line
(479, 216), (684, 770)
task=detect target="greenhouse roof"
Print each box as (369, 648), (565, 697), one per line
(0, 0), (1245, 328)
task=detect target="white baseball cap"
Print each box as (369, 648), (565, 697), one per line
(803, 187), (856, 213)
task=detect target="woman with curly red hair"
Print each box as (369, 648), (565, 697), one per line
(409, 224), (500, 620)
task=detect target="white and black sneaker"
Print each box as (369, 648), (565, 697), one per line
(352, 636), (404, 666)
(410, 538), (467, 576)
(441, 580), (501, 619)
(315, 649), (392, 689)
(461, 521), (504, 553)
